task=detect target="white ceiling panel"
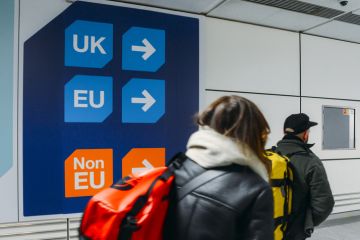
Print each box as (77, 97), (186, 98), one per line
(208, 0), (329, 31)
(208, 1), (281, 23)
(306, 20), (360, 42)
(117, 0), (224, 13)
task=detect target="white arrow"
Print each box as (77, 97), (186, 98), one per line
(131, 89), (156, 112)
(131, 38), (156, 60)
(132, 159), (154, 175)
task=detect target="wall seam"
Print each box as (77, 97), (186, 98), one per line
(67, 218), (70, 240)
(205, 89), (300, 98)
(302, 95), (360, 102)
(322, 158), (360, 161)
(299, 32), (302, 113)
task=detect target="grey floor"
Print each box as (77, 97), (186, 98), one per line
(311, 216), (360, 240)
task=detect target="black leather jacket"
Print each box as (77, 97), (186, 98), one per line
(277, 135), (334, 240)
(164, 158), (274, 240)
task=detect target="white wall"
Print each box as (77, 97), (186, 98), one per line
(203, 18), (300, 96)
(301, 97), (360, 160)
(202, 17), (301, 148)
(324, 160), (360, 214)
(302, 34), (360, 100)
(203, 18), (360, 214)
(301, 34), (360, 213)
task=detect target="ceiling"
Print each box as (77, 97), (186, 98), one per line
(115, 0), (360, 43)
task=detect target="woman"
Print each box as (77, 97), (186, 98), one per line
(164, 95), (274, 240)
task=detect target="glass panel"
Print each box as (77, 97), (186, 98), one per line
(323, 106), (355, 150)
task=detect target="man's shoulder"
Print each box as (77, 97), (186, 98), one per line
(276, 139), (308, 156)
(290, 150), (321, 167)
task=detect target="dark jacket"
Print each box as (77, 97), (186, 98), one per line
(276, 135), (335, 240)
(164, 158), (274, 240)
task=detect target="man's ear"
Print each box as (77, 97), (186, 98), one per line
(303, 130), (310, 141)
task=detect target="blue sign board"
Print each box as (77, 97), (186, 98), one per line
(23, 1), (199, 216)
(122, 78), (165, 123)
(65, 20), (113, 68)
(64, 75), (113, 122)
(122, 27), (165, 72)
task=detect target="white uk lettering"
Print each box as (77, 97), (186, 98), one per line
(72, 35), (106, 54)
(73, 34), (89, 53)
(90, 36), (106, 54)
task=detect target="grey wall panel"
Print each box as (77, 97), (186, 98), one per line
(203, 18), (300, 96)
(301, 97), (360, 160)
(302, 34), (360, 100)
(323, 160), (360, 214)
(68, 218), (81, 239)
(0, 219), (67, 239)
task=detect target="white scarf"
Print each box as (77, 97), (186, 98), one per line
(185, 127), (269, 182)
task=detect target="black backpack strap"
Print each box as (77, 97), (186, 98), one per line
(167, 152), (188, 170)
(281, 168), (291, 233)
(178, 170), (227, 201)
(119, 152), (187, 240)
(266, 146), (284, 156)
(282, 150), (309, 235)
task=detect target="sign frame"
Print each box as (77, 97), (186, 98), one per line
(18, 0), (203, 221)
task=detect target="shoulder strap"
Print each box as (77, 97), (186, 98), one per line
(119, 155), (187, 240)
(167, 152), (187, 168)
(178, 170), (227, 201)
(267, 146), (283, 155)
(268, 146), (308, 159)
(286, 151), (308, 158)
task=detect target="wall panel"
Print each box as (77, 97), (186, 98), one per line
(302, 34), (360, 100)
(302, 97), (360, 213)
(301, 97), (360, 160)
(203, 18), (300, 95)
(323, 160), (360, 213)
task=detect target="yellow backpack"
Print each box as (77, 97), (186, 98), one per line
(265, 148), (294, 240)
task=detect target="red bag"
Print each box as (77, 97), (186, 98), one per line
(79, 154), (183, 240)
(80, 153), (223, 240)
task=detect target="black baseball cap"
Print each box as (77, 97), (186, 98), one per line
(284, 113), (318, 134)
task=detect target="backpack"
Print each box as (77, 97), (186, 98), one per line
(79, 153), (224, 240)
(265, 147), (294, 240)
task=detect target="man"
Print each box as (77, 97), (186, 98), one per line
(276, 113), (334, 240)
